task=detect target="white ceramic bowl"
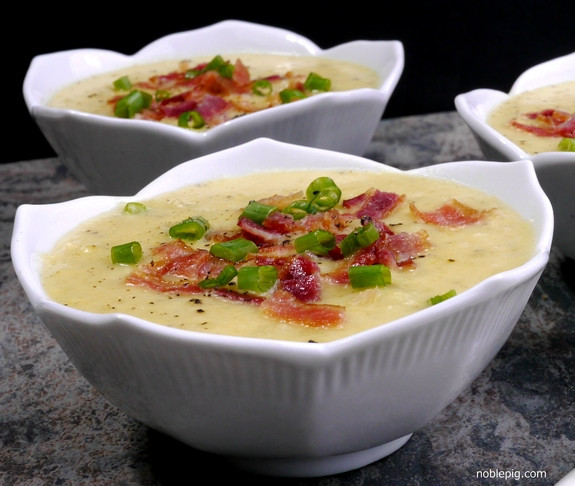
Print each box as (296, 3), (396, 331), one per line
(455, 52), (574, 259)
(23, 20), (404, 196)
(11, 139), (553, 478)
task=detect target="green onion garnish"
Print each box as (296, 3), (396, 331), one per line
(123, 202), (147, 214)
(178, 110), (205, 129)
(185, 69), (201, 79)
(241, 201), (277, 224)
(113, 75), (132, 91)
(294, 229), (336, 256)
(155, 89), (170, 101)
(304, 72), (331, 92)
(338, 222), (380, 257)
(558, 137), (575, 152)
(111, 241), (142, 265)
(169, 216), (209, 241)
(280, 89), (307, 103)
(204, 55), (226, 71)
(114, 90), (152, 118)
(252, 79), (273, 96)
(186, 55), (234, 79)
(281, 200), (312, 220)
(217, 63), (234, 79)
(348, 264), (391, 289)
(306, 177), (341, 212)
(429, 289), (457, 305)
(210, 238), (258, 262)
(199, 265), (238, 289)
(237, 265), (278, 292)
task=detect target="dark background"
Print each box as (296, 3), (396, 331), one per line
(8, 2), (574, 164)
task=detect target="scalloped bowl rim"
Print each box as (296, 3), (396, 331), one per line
(454, 51), (575, 161)
(11, 138), (553, 359)
(23, 20), (404, 145)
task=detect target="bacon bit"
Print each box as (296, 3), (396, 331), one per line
(238, 216), (286, 246)
(195, 94), (231, 124)
(250, 253), (322, 302)
(260, 209), (355, 236)
(260, 211), (300, 233)
(511, 109), (575, 138)
(145, 240), (223, 279)
(381, 231), (431, 266)
(260, 290), (345, 328)
(343, 188), (405, 220)
(277, 255), (322, 303)
(409, 199), (491, 226)
(325, 229), (430, 284)
(232, 59), (251, 87)
(298, 210), (357, 234)
(125, 240), (264, 304)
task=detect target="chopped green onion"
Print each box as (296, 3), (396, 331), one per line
(429, 289), (457, 305)
(241, 201), (277, 224)
(308, 188), (341, 212)
(199, 265), (238, 289)
(306, 177), (339, 201)
(252, 79), (273, 96)
(355, 222), (380, 247)
(123, 202), (147, 214)
(169, 216), (209, 241)
(338, 222), (380, 256)
(217, 63), (234, 79)
(185, 68), (201, 78)
(187, 55), (234, 79)
(348, 264), (391, 289)
(178, 110), (205, 129)
(294, 229), (336, 256)
(237, 265), (278, 292)
(114, 90), (152, 118)
(281, 200), (312, 220)
(155, 89), (170, 101)
(558, 137), (575, 152)
(111, 241), (142, 265)
(304, 72), (331, 92)
(280, 89), (307, 103)
(306, 177), (342, 212)
(210, 238), (258, 262)
(113, 76), (132, 91)
(204, 55), (226, 72)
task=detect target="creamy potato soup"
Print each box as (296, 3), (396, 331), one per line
(488, 81), (575, 154)
(41, 169), (535, 343)
(47, 54), (381, 129)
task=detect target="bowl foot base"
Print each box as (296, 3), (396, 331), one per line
(227, 433), (413, 478)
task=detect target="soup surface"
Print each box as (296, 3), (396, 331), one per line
(47, 53), (381, 129)
(487, 81), (575, 154)
(41, 169), (535, 343)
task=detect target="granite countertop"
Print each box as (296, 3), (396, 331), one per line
(1, 112), (574, 485)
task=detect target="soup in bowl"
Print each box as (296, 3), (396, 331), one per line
(455, 51), (574, 259)
(11, 139), (553, 477)
(23, 20), (404, 195)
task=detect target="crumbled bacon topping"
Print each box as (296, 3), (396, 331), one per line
(125, 185), (491, 328)
(510, 109), (575, 138)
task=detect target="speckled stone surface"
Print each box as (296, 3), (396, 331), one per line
(1, 112), (574, 485)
